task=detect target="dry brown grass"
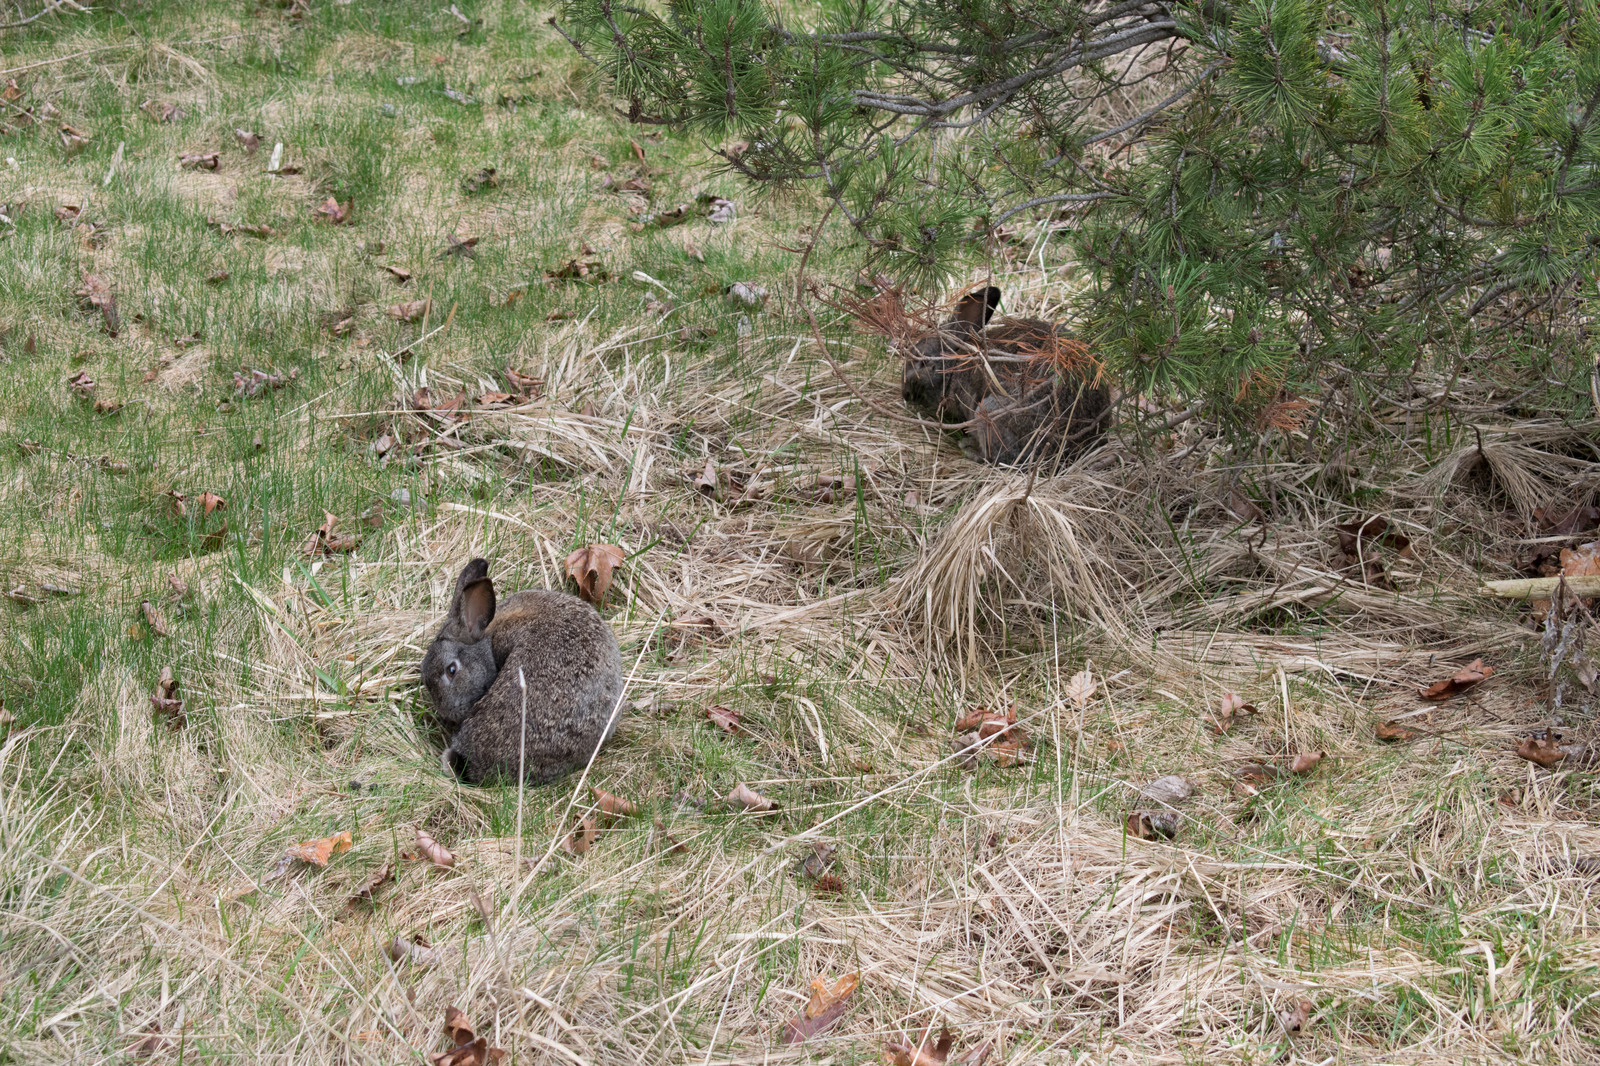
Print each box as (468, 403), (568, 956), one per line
(1, 4), (1598, 1065)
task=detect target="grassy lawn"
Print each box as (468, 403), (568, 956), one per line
(1, 2), (1597, 1063)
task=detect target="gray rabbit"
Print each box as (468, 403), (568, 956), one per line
(421, 558), (624, 785)
(901, 286), (1109, 464)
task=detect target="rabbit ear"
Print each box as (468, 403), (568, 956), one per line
(447, 558), (496, 641)
(952, 286), (1001, 329)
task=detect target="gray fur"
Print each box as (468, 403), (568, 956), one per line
(900, 286), (1109, 464)
(421, 559), (624, 785)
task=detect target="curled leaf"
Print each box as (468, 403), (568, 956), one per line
(1517, 736), (1567, 768)
(1375, 720), (1417, 742)
(886, 1025), (954, 1066)
(141, 600), (171, 637)
(726, 782), (777, 812)
(1419, 658), (1493, 701)
(1289, 752), (1324, 774)
(349, 863), (394, 905)
(414, 828), (457, 868)
(591, 786), (637, 819)
(386, 935), (439, 966)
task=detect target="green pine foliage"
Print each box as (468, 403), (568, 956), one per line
(559, 0), (1600, 426)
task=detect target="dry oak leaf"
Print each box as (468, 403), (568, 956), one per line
(688, 458), (717, 495)
(1375, 720), (1417, 742)
(284, 830), (353, 867)
(886, 1025), (954, 1066)
(1125, 811), (1178, 839)
(179, 151), (219, 170)
(563, 814), (599, 855)
(1419, 658), (1493, 701)
(565, 543), (625, 606)
(1517, 736), (1567, 768)
(781, 972), (859, 1044)
(384, 265), (412, 283)
(1064, 668), (1095, 710)
(591, 786), (637, 820)
(705, 704), (744, 735)
(444, 1005), (474, 1046)
(726, 782), (778, 812)
(141, 600), (171, 637)
(234, 128), (260, 153)
(387, 298), (432, 322)
(195, 491), (226, 515)
(414, 828), (457, 868)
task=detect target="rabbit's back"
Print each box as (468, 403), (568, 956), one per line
(454, 589), (624, 785)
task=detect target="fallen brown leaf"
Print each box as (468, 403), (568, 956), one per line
(705, 704), (744, 735)
(314, 197), (352, 224)
(1277, 998), (1312, 1035)
(387, 298), (431, 322)
(800, 842), (837, 880)
(384, 265), (412, 283)
(476, 391), (514, 408)
(462, 166), (497, 193)
(141, 100), (185, 123)
(726, 782), (777, 812)
(128, 1024), (168, 1058)
(233, 366), (298, 397)
(1517, 736), (1567, 768)
(1288, 751), (1324, 773)
(1375, 720), (1417, 742)
(1064, 668), (1095, 710)
(76, 272), (118, 334)
(303, 511), (360, 555)
(1535, 504), (1600, 536)
(1334, 515), (1411, 555)
(234, 128), (260, 153)
(349, 863), (394, 905)
(444, 1006), (474, 1046)
(428, 1006), (506, 1066)
(563, 814), (599, 855)
(195, 491), (226, 515)
(688, 457), (717, 495)
(438, 234), (480, 259)
(591, 786), (637, 819)
(504, 366), (543, 399)
(414, 828), (457, 867)
(1419, 658), (1493, 701)
(1214, 691), (1257, 733)
(284, 830), (353, 867)
(179, 151), (220, 170)
(141, 600), (170, 637)
(886, 1025), (954, 1066)
(781, 972), (858, 1044)
(652, 817), (689, 854)
(564, 543), (625, 606)
(386, 935), (440, 966)
(59, 124), (91, 154)
(150, 666), (184, 727)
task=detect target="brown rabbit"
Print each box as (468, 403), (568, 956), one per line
(421, 559), (623, 785)
(900, 286), (1109, 464)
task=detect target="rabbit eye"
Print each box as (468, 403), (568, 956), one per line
(447, 661), (458, 678)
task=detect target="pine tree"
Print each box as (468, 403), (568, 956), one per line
(556, 0), (1600, 424)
